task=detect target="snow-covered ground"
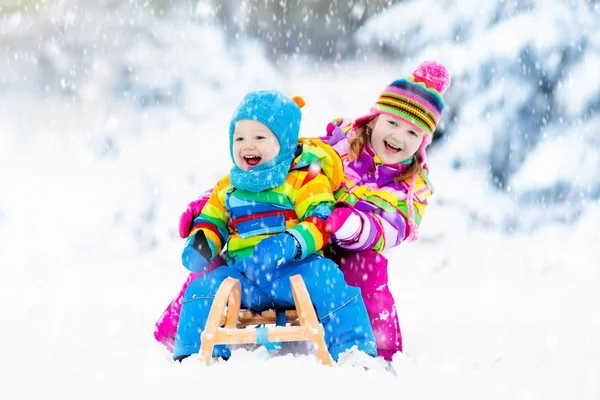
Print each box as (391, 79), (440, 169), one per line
(1, 2), (598, 399)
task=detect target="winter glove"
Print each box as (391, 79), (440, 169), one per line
(181, 230), (212, 273)
(252, 232), (301, 269)
(178, 191), (212, 238)
(326, 206), (369, 250)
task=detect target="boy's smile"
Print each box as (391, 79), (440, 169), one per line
(243, 154), (261, 167)
(232, 120), (281, 171)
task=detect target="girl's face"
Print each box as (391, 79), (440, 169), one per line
(232, 119), (281, 170)
(368, 114), (424, 164)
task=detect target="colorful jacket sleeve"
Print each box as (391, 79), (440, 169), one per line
(285, 140), (344, 259)
(334, 173), (433, 252)
(184, 176), (230, 260)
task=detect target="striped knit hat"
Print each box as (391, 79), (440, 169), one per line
(354, 60), (451, 162)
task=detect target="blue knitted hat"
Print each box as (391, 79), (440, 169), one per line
(228, 90), (305, 192)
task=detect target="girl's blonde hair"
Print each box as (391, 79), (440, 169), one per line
(347, 122), (423, 183)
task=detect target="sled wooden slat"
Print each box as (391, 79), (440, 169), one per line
(218, 310), (299, 327)
(214, 326), (309, 344)
(199, 274), (333, 367)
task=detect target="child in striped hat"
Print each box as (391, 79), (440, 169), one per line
(321, 60), (450, 360)
(158, 61), (450, 362)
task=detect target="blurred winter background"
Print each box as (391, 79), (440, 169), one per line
(1, 0), (598, 398)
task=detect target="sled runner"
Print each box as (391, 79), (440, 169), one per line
(199, 274), (333, 366)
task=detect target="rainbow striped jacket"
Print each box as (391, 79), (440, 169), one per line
(186, 138), (344, 263)
(323, 117), (434, 251)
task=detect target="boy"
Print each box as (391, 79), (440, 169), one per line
(173, 90), (376, 362)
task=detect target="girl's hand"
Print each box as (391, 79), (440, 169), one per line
(178, 191), (213, 238)
(326, 206), (365, 248)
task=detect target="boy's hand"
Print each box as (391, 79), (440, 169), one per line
(181, 231), (211, 272)
(252, 232), (300, 268)
(326, 206), (365, 248)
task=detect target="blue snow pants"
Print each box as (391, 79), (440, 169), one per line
(172, 253), (377, 361)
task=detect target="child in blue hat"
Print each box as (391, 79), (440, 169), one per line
(172, 90), (376, 362)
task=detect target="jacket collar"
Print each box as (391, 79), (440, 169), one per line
(348, 142), (412, 185)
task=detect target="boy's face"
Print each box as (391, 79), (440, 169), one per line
(232, 120), (281, 171)
(368, 114), (424, 164)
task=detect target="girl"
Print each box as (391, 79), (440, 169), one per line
(157, 61), (450, 361)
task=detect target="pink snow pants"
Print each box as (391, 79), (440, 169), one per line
(154, 250), (402, 360)
(328, 248), (402, 360)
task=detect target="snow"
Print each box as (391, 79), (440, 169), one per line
(1, 1), (599, 399)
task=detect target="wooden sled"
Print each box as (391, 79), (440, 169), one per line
(199, 274), (333, 366)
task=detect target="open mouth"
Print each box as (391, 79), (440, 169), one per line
(244, 155), (262, 167)
(384, 140), (402, 153)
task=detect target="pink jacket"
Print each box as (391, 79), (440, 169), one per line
(323, 117), (434, 251)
